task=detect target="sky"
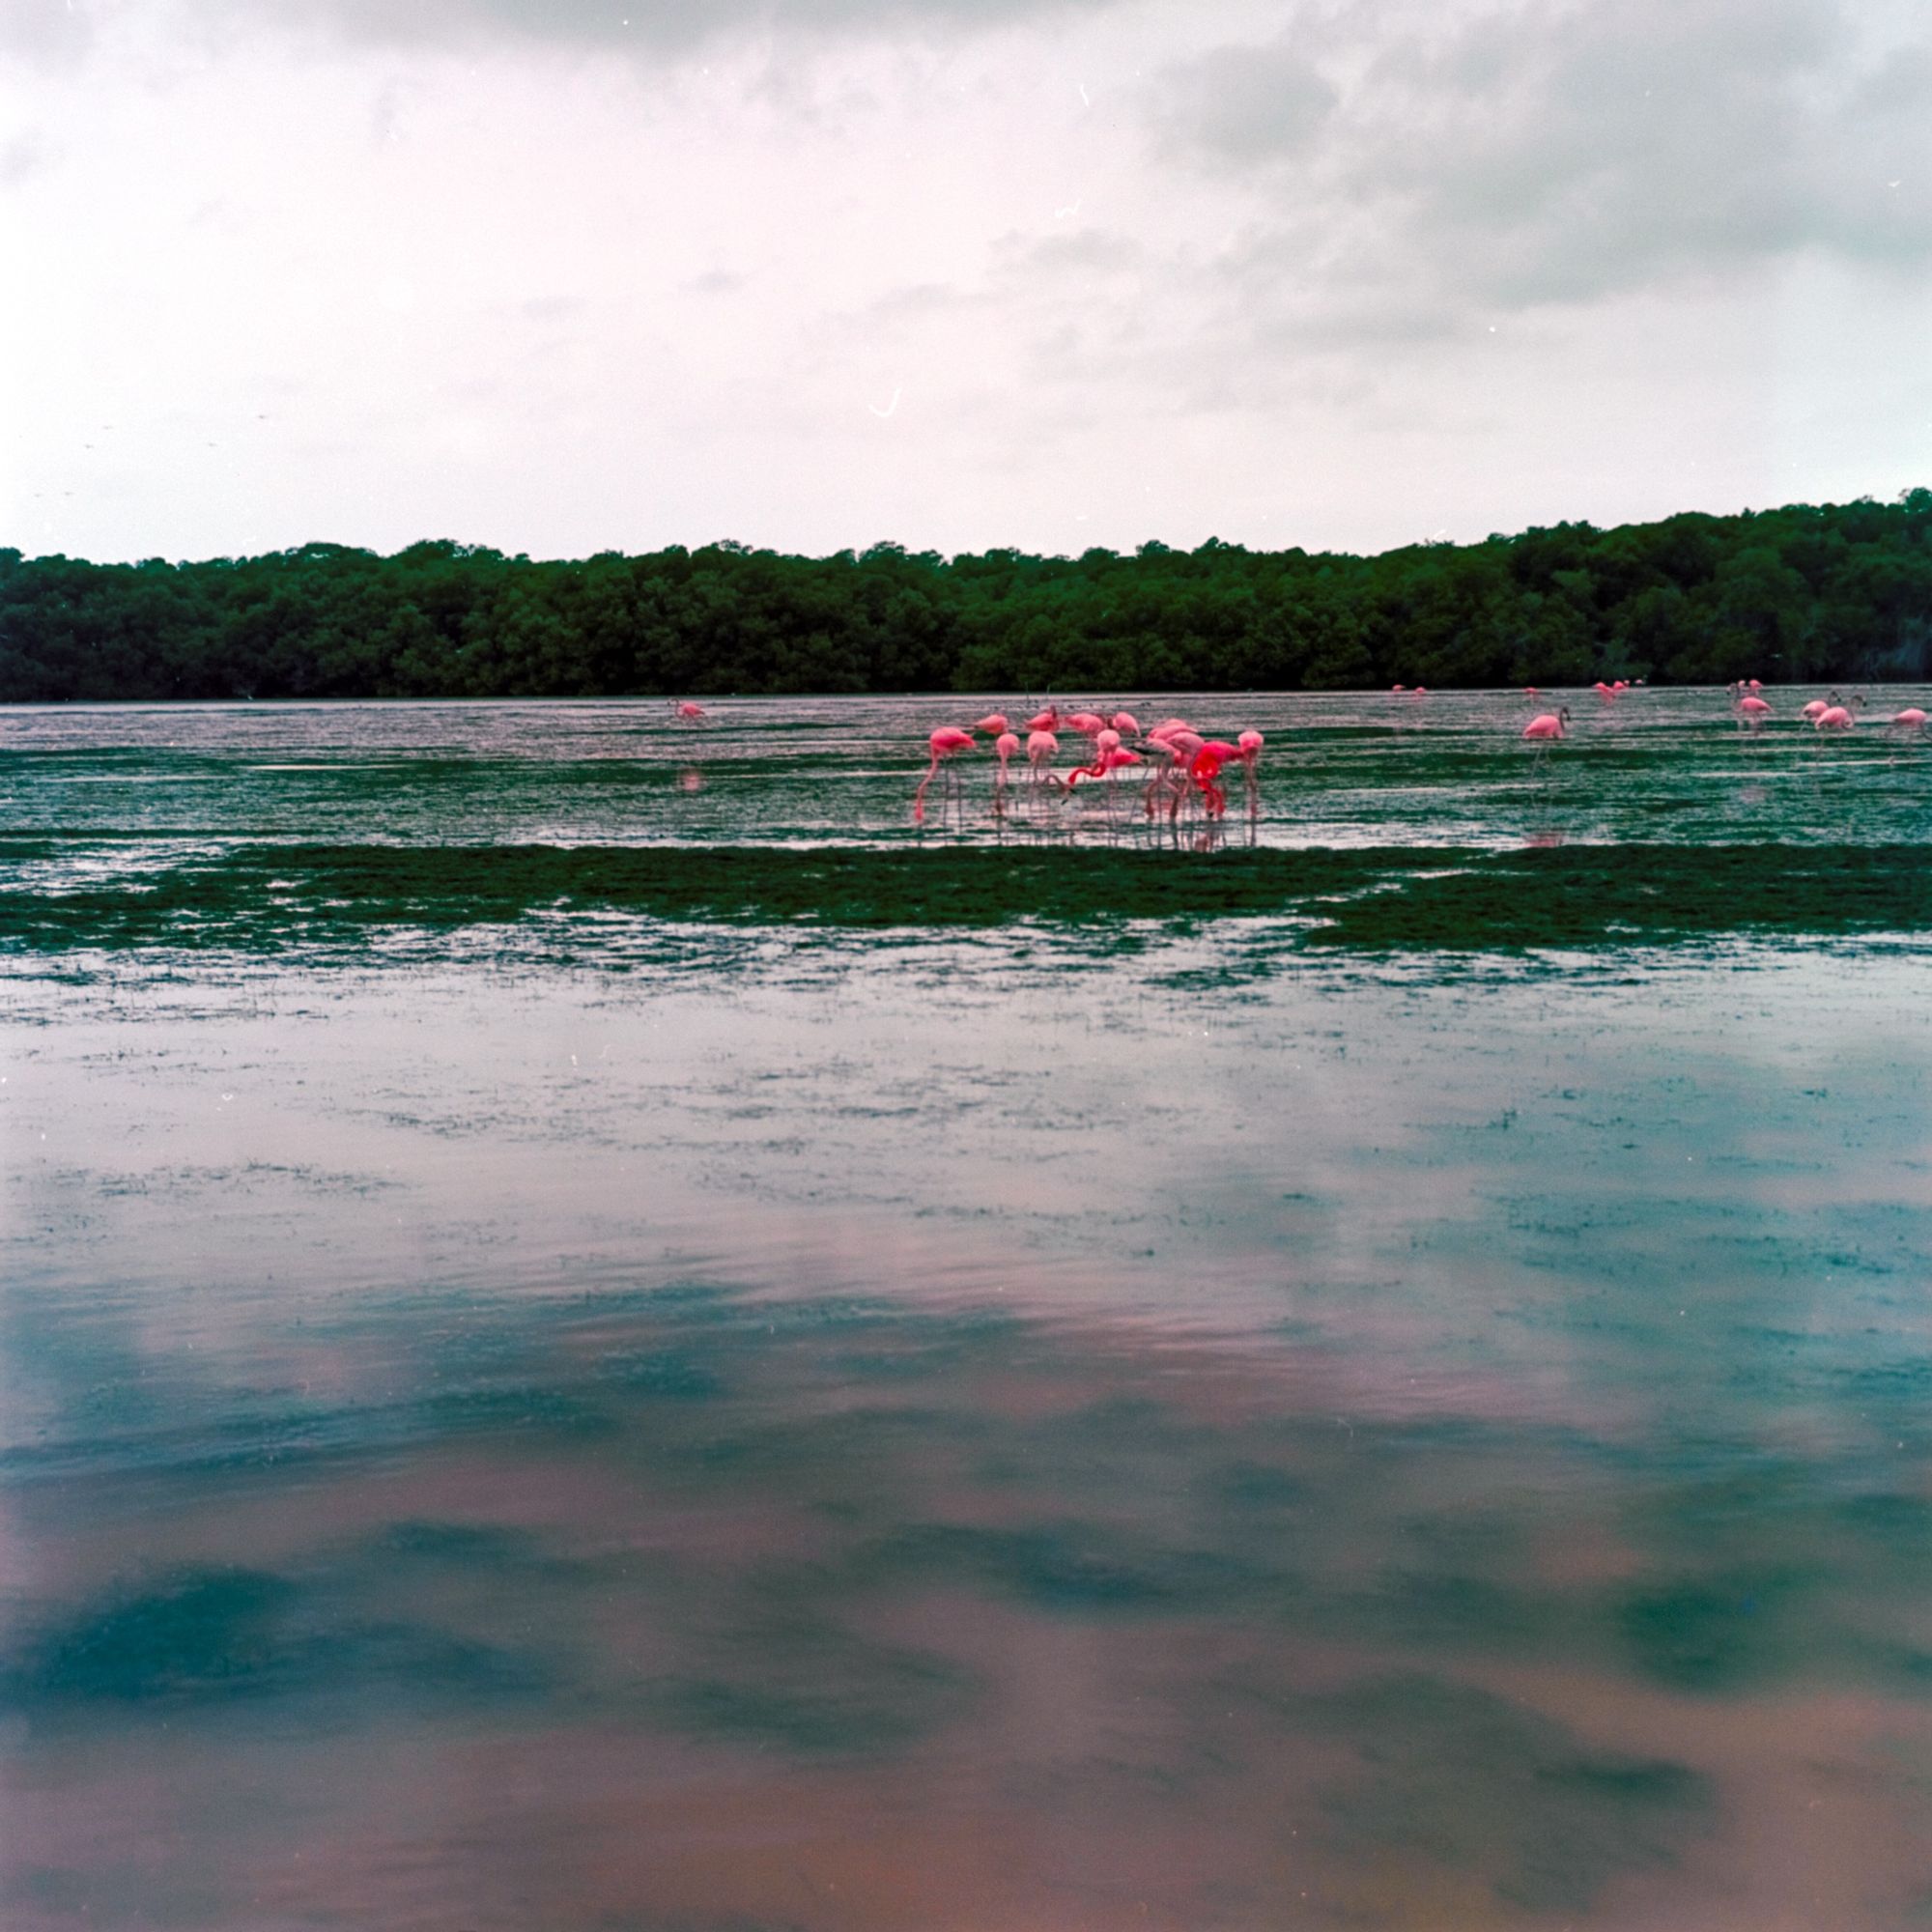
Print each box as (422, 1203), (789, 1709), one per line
(2, 0), (1929, 563)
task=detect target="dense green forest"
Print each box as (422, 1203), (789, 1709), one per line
(3, 493), (1928, 701)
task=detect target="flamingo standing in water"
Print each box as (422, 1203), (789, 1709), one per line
(1189, 741), (1238, 818)
(1892, 707), (1929, 737)
(1110, 711), (1141, 737)
(1236, 729), (1264, 815)
(1522, 709), (1570, 769)
(992, 731), (1021, 809)
(1801, 693), (1839, 723)
(1026, 728), (1059, 791)
(1814, 698), (1862, 731)
(1152, 729), (1206, 819)
(1024, 705), (1060, 734)
(1735, 695), (1773, 731)
(975, 712), (1009, 736)
(672, 700), (707, 723)
(1064, 712), (1108, 758)
(913, 726), (976, 823)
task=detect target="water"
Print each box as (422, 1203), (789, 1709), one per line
(3, 691), (1931, 1929)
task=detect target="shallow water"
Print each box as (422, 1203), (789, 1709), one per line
(3, 693), (1932, 1929)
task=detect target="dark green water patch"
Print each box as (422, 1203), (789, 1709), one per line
(1292, 1671), (1716, 1913)
(2, 840), (1927, 955)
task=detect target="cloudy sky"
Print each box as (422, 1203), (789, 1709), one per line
(3, 0), (1928, 562)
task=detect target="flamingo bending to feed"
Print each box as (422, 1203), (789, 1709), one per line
(1801, 693), (1839, 722)
(913, 726), (976, 823)
(1892, 707), (1928, 736)
(1024, 705), (1060, 733)
(975, 712), (1009, 736)
(1735, 696), (1772, 729)
(1189, 741), (1238, 818)
(673, 700), (707, 722)
(1814, 701), (1861, 730)
(1110, 712), (1141, 736)
(1151, 729), (1206, 819)
(1522, 709), (1571, 740)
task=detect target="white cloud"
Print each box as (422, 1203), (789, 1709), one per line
(2, 0), (1926, 564)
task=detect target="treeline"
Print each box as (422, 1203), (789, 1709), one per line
(3, 492), (1929, 701)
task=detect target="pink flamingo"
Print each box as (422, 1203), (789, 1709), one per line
(1158, 729), (1207, 819)
(1801, 695), (1835, 722)
(993, 730), (1021, 804)
(1024, 705), (1060, 733)
(1892, 707), (1929, 736)
(1064, 711), (1108, 754)
(1593, 681), (1616, 703)
(1814, 701), (1859, 731)
(1523, 707), (1571, 771)
(975, 712), (1009, 736)
(672, 700), (707, 722)
(1026, 728), (1059, 789)
(1139, 732), (1182, 818)
(1110, 711), (1141, 736)
(913, 726), (976, 823)
(1236, 729), (1264, 815)
(1735, 696), (1772, 730)
(1189, 742), (1236, 819)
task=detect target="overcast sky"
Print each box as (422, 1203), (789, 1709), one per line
(3, 0), (1928, 562)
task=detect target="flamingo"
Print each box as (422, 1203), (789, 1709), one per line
(1523, 706), (1571, 771)
(672, 700), (707, 722)
(1736, 696), (1772, 730)
(1814, 702), (1859, 731)
(1189, 742), (1236, 818)
(1024, 705), (1060, 733)
(1236, 729), (1264, 815)
(993, 730), (1020, 803)
(1801, 693), (1838, 723)
(1110, 711), (1141, 736)
(1026, 728), (1059, 789)
(1892, 707), (1929, 736)
(913, 726), (976, 823)
(1139, 733), (1183, 818)
(975, 712), (1009, 736)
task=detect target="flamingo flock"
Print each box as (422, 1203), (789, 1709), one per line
(910, 705), (1266, 826)
(668, 682), (1927, 829)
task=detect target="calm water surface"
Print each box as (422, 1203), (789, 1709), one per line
(3, 691), (1931, 1929)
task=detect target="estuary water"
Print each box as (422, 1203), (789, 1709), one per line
(3, 689), (1931, 1930)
